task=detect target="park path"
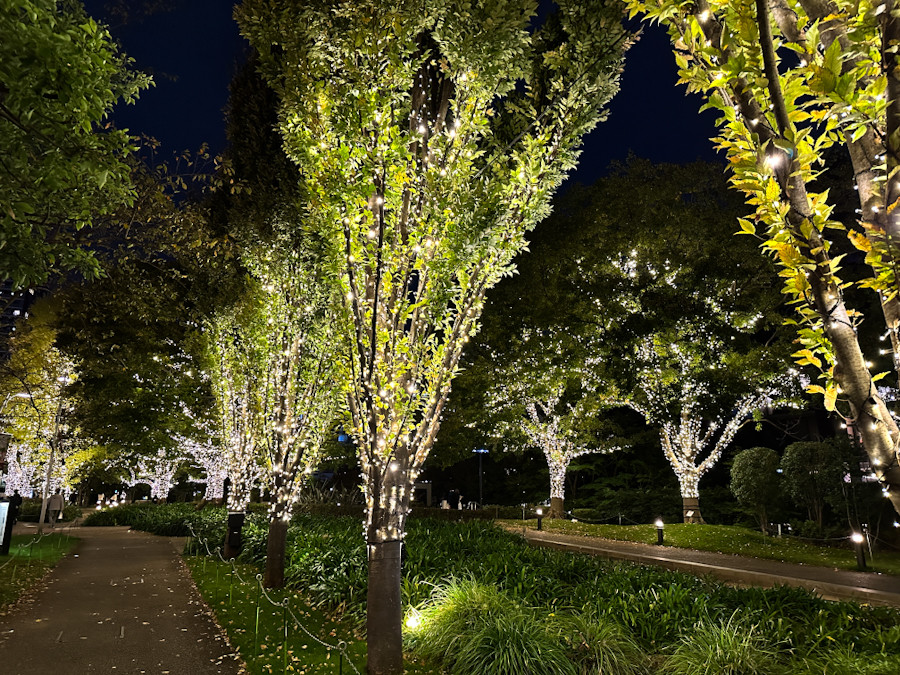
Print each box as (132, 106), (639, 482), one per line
(521, 527), (900, 607)
(0, 524), (244, 675)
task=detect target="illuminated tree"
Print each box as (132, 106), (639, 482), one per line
(0, 299), (76, 529)
(134, 449), (181, 501)
(624, 0), (900, 516)
(454, 159), (790, 523)
(615, 327), (782, 523)
(178, 434), (227, 501)
(203, 242), (341, 588)
(237, 1), (630, 670)
(522, 393), (620, 518)
(0, 0), (150, 288)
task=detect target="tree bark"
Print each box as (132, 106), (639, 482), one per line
(264, 517), (288, 588)
(366, 540), (403, 675)
(682, 496), (703, 524)
(223, 511), (245, 560)
(549, 496), (565, 519)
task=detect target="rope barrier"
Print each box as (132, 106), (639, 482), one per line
(185, 521), (361, 674)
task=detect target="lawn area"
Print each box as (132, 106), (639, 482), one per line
(0, 533), (78, 611)
(185, 555), (433, 675)
(510, 519), (900, 576)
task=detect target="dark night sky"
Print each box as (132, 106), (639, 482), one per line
(83, 1), (721, 186)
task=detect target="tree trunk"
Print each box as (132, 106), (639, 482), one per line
(264, 517), (288, 588)
(549, 496), (565, 519)
(682, 496), (703, 524)
(366, 540), (403, 675)
(223, 511), (245, 560)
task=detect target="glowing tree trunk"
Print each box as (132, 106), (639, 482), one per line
(206, 313), (263, 559)
(524, 399), (616, 518)
(136, 450), (180, 501)
(625, 0), (900, 518)
(5, 444), (38, 496)
(179, 436), (228, 502)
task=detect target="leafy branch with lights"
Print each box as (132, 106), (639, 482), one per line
(625, 0), (900, 516)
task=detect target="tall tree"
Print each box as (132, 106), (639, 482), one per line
(237, 1), (631, 671)
(202, 242), (341, 587)
(624, 0), (900, 517)
(0, 0), (151, 288)
(0, 299), (75, 530)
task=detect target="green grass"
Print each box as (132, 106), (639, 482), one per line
(185, 555), (434, 674)
(0, 533), (78, 610)
(512, 520), (900, 575)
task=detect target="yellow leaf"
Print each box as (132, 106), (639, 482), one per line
(824, 385), (837, 411)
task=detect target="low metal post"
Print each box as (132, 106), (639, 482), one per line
(536, 508), (543, 531)
(282, 600), (289, 675)
(254, 576), (262, 657)
(228, 562), (234, 607)
(852, 532), (866, 571)
(655, 519), (664, 546)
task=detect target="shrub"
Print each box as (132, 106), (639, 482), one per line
(15, 498), (80, 523)
(730, 447), (780, 533)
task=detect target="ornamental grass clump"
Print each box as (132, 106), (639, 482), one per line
(405, 578), (579, 675)
(554, 611), (649, 675)
(662, 613), (779, 675)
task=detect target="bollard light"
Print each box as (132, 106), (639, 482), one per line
(655, 519), (664, 546)
(536, 508), (544, 531)
(851, 531), (866, 570)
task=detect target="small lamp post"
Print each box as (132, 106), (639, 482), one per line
(655, 518), (664, 546)
(851, 531), (866, 571)
(536, 507), (544, 531)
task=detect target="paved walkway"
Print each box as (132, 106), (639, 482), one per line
(0, 524), (244, 675)
(522, 527), (900, 607)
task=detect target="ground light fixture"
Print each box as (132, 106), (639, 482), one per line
(655, 519), (664, 546)
(536, 508), (544, 531)
(851, 531), (866, 571)
(405, 611), (421, 630)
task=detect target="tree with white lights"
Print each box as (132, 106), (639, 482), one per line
(523, 393), (620, 518)
(625, 0), (900, 516)
(203, 241), (341, 587)
(452, 159), (789, 523)
(134, 449), (181, 501)
(178, 434), (228, 501)
(614, 326), (782, 523)
(238, 0), (631, 670)
(1, 300), (76, 530)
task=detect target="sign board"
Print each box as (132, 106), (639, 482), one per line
(0, 501), (10, 555)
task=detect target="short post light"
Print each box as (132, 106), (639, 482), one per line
(536, 508), (544, 531)
(851, 531), (866, 571)
(655, 518), (664, 546)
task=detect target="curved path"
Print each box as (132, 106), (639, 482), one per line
(522, 527), (900, 607)
(0, 524), (244, 675)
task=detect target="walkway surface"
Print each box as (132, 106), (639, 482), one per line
(0, 523), (244, 675)
(521, 527), (900, 607)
